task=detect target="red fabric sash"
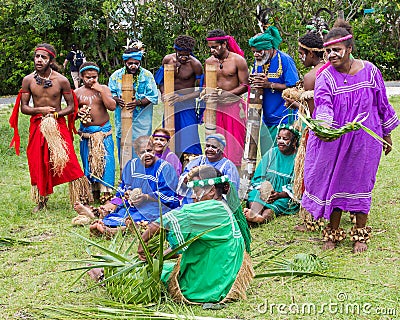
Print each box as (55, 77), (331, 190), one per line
(9, 89), (29, 155)
(27, 115), (84, 196)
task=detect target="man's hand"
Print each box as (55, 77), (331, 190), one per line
(90, 81), (102, 92)
(249, 73), (266, 88)
(129, 193), (149, 206)
(164, 93), (183, 106)
(267, 190), (288, 203)
(113, 96), (125, 108)
(39, 106), (56, 116)
(383, 134), (393, 155)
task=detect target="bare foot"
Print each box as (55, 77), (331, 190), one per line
(89, 220), (124, 239)
(244, 209), (267, 224)
(294, 224), (307, 232)
(74, 201), (95, 219)
(32, 199), (48, 213)
(87, 267), (104, 282)
(353, 241), (368, 253)
(89, 220), (106, 237)
(322, 240), (336, 250)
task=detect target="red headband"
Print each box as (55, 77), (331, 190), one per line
(35, 47), (56, 58)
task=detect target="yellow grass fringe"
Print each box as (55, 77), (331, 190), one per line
(69, 176), (93, 205)
(79, 130), (112, 178)
(30, 185), (47, 204)
(40, 116), (69, 176)
(293, 127), (309, 200)
(168, 251), (254, 304)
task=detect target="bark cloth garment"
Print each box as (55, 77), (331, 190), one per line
(9, 89), (90, 203)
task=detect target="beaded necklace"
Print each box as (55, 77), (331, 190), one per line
(262, 51), (283, 79)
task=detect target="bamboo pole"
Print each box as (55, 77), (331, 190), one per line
(204, 64), (217, 136)
(120, 74), (134, 172)
(163, 64), (175, 152)
(238, 87), (263, 199)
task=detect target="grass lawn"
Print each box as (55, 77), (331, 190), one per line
(0, 97), (399, 320)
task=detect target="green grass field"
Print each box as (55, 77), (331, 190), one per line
(0, 97), (399, 320)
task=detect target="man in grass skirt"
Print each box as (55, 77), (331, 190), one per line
(9, 43), (91, 212)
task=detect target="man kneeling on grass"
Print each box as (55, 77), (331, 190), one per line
(138, 165), (254, 303)
(72, 135), (180, 238)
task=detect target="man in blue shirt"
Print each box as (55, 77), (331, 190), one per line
(248, 26), (299, 156)
(108, 41), (158, 162)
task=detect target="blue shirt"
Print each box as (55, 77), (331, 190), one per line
(252, 50), (299, 126)
(108, 66), (158, 138)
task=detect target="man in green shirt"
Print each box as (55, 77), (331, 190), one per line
(138, 165), (253, 303)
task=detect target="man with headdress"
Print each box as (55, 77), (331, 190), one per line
(205, 29), (249, 168)
(248, 26), (299, 156)
(154, 35), (204, 161)
(9, 43), (92, 212)
(177, 133), (240, 204)
(108, 41), (158, 161)
(138, 165), (254, 303)
(74, 62), (116, 202)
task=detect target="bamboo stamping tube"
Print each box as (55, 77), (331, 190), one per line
(163, 64), (175, 152)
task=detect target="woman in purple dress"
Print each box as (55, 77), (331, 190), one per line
(302, 27), (399, 253)
(152, 128), (182, 176)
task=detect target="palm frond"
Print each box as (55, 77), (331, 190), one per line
(0, 237), (36, 247)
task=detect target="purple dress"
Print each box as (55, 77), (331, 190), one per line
(156, 147), (182, 177)
(302, 61), (399, 220)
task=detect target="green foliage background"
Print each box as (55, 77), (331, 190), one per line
(0, 0), (399, 95)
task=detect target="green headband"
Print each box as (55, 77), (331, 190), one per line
(186, 175), (229, 188)
(278, 123), (301, 140)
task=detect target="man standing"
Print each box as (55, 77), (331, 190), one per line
(108, 41), (158, 162)
(75, 62), (116, 201)
(9, 43), (91, 212)
(63, 44), (86, 89)
(248, 26), (299, 156)
(302, 27), (399, 253)
(205, 29), (249, 168)
(155, 35), (204, 161)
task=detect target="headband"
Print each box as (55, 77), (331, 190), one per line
(206, 134), (226, 147)
(298, 42), (325, 52)
(323, 34), (353, 47)
(152, 133), (170, 140)
(79, 66), (100, 74)
(186, 175), (229, 188)
(173, 44), (193, 52)
(206, 35), (244, 57)
(122, 51), (143, 61)
(278, 123), (301, 140)
(35, 47), (56, 58)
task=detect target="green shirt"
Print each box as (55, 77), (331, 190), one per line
(160, 200), (244, 302)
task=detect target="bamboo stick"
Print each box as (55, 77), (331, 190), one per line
(163, 64), (175, 152)
(121, 74), (134, 172)
(204, 64), (217, 136)
(238, 87), (263, 199)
